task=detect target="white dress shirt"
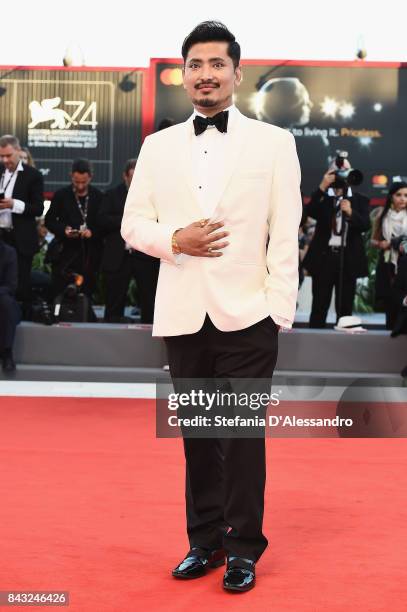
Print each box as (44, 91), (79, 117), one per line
(192, 104), (237, 218)
(186, 104), (290, 329)
(0, 160), (26, 228)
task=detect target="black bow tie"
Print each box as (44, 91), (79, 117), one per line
(193, 111), (229, 136)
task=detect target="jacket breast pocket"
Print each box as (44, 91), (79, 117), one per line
(237, 171), (269, 181)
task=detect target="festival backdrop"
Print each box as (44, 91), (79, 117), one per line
(0, 66), (144, 192)
(151, 59), (407, 199)
(1, 61), (406, 199)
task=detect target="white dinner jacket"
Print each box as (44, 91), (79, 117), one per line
(121, 109), (302, 337)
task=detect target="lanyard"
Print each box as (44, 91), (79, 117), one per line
(0, 169), (17, 194)
(73, 189), (89, 223)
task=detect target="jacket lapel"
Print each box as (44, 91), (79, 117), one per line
(8, 165), (25, 200)
(210, 109), (249, 217)
(177, 118), (203, 217)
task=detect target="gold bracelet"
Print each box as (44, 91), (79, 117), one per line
(172, 229), (182, 254)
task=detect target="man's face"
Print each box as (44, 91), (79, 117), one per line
(0, 144), (21, 171)
(71, 172), (91, 195)
(123, 168), (135, 189)
(182, 41), (241, 114)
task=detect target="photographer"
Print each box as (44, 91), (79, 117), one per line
(44, 159), (103, 301)
(371, 182), (407, 329)
(303, 159), (370, 327)
(0, 239), (20, 372)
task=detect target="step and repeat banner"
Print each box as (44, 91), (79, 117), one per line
(1, 61), (406, 197)
(0, 67), (144, 191)
(152, 59), (407, 199)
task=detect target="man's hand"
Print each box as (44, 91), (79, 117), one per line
(340, 199), (352, 217)
(81, 229), (92, 239)
(379, 240), (390, 250)
(0, 198), (13, 210)
(175, 220), (229, 257)
(319, 171), (336, 192)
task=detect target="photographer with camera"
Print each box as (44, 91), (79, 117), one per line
(44, 159), (103, 302)
(0, 239), (20, 372)
(303, 153), (370, 327)
(371, 182), (407, 330)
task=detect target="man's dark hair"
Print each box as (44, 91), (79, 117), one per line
(71, 158), (92, 175)
(182, 21), (240, 69)
(124, 158), (137, 174)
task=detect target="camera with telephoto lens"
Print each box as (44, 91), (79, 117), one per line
(330, 151), (364, 191)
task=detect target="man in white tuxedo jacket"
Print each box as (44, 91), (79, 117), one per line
(122, 21), (302, 593)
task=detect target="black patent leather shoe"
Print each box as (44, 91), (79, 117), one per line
(223, 556), (256, 592)
(172, 547), (225, 579)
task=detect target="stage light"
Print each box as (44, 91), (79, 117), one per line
(119, 75), (137, 92)
(373, 103), (383, 112)
(62, 42), (85, 67)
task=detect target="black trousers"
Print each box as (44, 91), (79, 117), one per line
(0, 231), (33, 319)
(16, 252), (34, 319)
(164, 314), (278, 562)
(309, 250), (357, 328)
(376, 261), (399, 330)
(104, 253), (159, 323)
(0, 293), (20, 353)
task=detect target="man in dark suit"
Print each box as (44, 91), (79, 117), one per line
(303, 169), (370, 327)
(99, 159), (159, 323)
(0, 239), (20, 372)
(0, 134), (44, 319)
(45, 159), (103, 300)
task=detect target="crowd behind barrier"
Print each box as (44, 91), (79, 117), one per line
(1, 132), (407, 373)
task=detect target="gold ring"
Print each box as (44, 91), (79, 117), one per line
(208, 246), (213, 253)
(199, 218), (207, 228)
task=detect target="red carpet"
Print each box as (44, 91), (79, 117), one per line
(1, 397), (406, 611)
